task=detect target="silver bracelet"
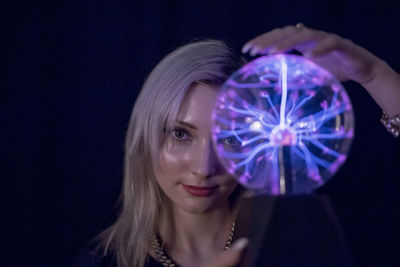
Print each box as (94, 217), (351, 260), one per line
(381, 111), (400, 137)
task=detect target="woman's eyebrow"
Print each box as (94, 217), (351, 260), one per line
(176, 120), (197, 130)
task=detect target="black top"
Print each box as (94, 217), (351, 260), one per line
(72, 241), (163, 267)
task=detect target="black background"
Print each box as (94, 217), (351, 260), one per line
(2, 0), (400, 266)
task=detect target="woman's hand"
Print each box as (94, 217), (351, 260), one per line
(201, 238), (248, 267)
(242, 25), (400, 118)
(242, 25), (381, 84)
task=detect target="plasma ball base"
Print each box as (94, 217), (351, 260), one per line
(212, 54), (354, 195)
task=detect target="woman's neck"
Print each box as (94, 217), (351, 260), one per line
(159, 201), (234, 266)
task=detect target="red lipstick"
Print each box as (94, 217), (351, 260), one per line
(182, 184), (217, 197)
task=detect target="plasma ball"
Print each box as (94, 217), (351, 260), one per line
(212, 54), (354, 195)
(270, 126), (297, 146)
(249, 121), (262, 131)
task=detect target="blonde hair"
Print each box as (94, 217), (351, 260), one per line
(98, 39), (244, 267)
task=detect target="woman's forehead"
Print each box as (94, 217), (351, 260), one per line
(176, 83), (218, 128)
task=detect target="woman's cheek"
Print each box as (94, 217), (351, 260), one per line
(158, 141), (192, 179)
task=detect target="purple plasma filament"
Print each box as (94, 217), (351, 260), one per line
(212, 54), (354, 195)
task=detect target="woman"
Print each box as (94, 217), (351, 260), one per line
(75, 25), (400, 267)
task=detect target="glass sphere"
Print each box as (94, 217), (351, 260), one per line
(212, 54), (354, 195)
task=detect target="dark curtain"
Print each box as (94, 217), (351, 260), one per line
(2, 0), (400, 266)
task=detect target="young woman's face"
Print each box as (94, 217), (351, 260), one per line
(155, 83), (238, 214)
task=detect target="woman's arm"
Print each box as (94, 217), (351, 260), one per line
(360, 59), (400, 117)
(242, 25), (400, 118)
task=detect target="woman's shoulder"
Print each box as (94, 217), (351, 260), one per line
(71, 240), (163, 267)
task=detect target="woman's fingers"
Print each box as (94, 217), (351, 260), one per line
(242, 26), (299, 55)
(201, 238), (249, 267)
(271, 29), (321, 55)
(242, 25), (345, 58)
(307, 34), (344, 57)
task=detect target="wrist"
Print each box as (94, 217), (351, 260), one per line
(360, 58), (390, 89)
(359, 59), (400, 117)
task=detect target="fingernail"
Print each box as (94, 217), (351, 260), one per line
(249, 48), (259, 57)
(232, 238), (249, 251)
(241, 44), (250, 54)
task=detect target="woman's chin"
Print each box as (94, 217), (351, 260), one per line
(176, 196), (225, 214)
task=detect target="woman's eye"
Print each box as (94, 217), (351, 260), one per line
(172, 128), (190, 140)
(223, 136), (239, 146)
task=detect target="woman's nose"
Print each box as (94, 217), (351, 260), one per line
(191, 138), (219, 178)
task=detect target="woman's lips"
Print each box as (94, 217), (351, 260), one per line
(182, 184), (217, 197)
